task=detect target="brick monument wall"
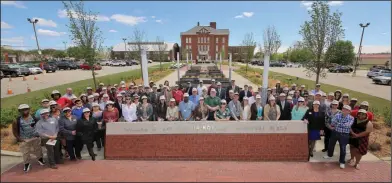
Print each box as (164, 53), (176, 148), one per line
(105, 121), (309, 161)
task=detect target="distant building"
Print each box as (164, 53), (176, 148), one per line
(181, 22), (229, 61)
(111, 42), (176, 61)
(359, 54), (391, 66)
(228, 46), (256, 62)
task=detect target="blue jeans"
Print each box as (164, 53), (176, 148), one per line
(327, 131), (349, 164)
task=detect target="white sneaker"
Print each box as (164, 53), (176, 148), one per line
(340, 163), (345, 169)
(323, 155), (332, 159)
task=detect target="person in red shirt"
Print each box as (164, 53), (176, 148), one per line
(103, 101), (119, 123)
(172, 85), (184, 105)
(351, 101), (374, 121)
(51, 90), (72, 109)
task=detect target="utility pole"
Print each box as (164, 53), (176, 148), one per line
(62, 41), (67, 50)
(122, 38), (127, 60)
(28, 18), (42, 65)
(352, 22), (370, 77)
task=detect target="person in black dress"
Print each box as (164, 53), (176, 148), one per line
(348, 109), (373, 170)
(76, 108), (97, 161)
(302, 101), (325, 157)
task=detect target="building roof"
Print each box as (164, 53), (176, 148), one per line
(360, 54), (391, 59)
(181, 26), (229, 35)
(112, 42), (175, 52)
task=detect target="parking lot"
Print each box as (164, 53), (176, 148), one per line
(1, 63), (158, 98)
(248, 65), (391, 101)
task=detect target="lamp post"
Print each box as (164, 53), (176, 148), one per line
(27, 18), (41, 55)
(62, 41), (67, 50)
(122, 38), (127, 60)
(352, 22), (370, 77)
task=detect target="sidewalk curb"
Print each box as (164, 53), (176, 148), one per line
(1, 150), (22, 157)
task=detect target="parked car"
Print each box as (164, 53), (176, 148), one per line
(130, 60), (139, 65)
(110, 60), (126, 66)
(101, 60), (112, 66)
(148, 60), (153, 63)
(43, 64), (57, 73)
(21, 64), (43, 74)
(328, 66), (352, 73)
(56, 61), (78, 70)
(170, 63), (184, 69)
(370, 65), (388, 72)
(270, 61), (285, 67)
(250, 60), (259, 65)
(367, 69), (391, 78)
(372, 73), (391, 85)
(47, 61), (59, 70)
(80, 63), (102, 70)
(0, 64), (31, 77)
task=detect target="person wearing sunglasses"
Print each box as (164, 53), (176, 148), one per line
(59, 107), (81, 161)
(75, 108), (97, 161)
(122, 96), (138, 122)
(214, 100), (231, 121)
(35, 99), (50, 120)
(103, 101), (119, 123)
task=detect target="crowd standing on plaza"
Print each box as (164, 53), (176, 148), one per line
(13, 79), (373, 172)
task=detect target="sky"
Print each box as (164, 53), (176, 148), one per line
(1, 1), (391, 53)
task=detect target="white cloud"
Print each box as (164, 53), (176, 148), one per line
(0, 1), (26, 8)
(32, 17), (57, 28)
(301, 1), (344, 10)
(328, 1), (344, 6)
(1, 36), (24, 45)
(381, 32), (388, 35)
(277, 45), (290, 53)
(155, 19), (162, 23)
(37, 29), (66, 37)
(151, 16), (156, 19)
(110, 14), (147, 26)
(1, 21), (13, 29)
(234, 12), (254, 19)
(354, 45), (391, 54)
(109, 29), (118, 33)
(57, 9), (110, 22)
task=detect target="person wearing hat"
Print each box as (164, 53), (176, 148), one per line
(201, 86), (209, 99)
(350, 101), (374, 121)
(108, 86), (118, 101)
(178, 93), (195, 121)
(122, 94), (138, 122)
(80, 94), (89, 107)
(99, 94), (110, 111)
(314, 92), (328, 113)
(12, 104), (45, 172)
(228, 92), (243, 121)
(193, 97), (209, 121)
(85, 95), (95, 110)
(214, 99), (231, 121)
(51, 90), (72, 109)
(239, 84), (252, 102)
(36, 108), (62, 169)
(93, 93), (100, 103)
(324, 92), (335, 107)
(76, 108), (98, 161)
(71, 98), (86, 120)
(277, 93), (292, 120)
(302, 100), (326, 157)
(282, 87), (289, 96)
(132, 94), (140, 105)
(160, 85), (172, 105)
(338, 93), (350, 110)
(197, 81), (204, 97)
(59, 107), (82, 161)
(35, 99), (50, 120)
(137, 96), (154, 121)
(96, 83), (105, 94)
(271, 87), (277, 97)
(275, 81), (283, 94)
(349, 98), (359, 110)
(48, 100), (59, 117)
(86, 87), (94, 96)
(241, 97), (251, 120)
(103, 101), (119, 123)
(91, 102), (104, 150)
(291, 97), (308, 120)
(149, 85), (160, 107)
(226, 80), (240, 100)
(157, 84), (164, 93)
(166, 98), (179, 121)
(189, 88), (200, 105)
(334, 89), (343, 101)
(311, 83), (323, 96)
(250, 94), (263, 120)
(291, 83), (297, 91)
(205, 88), (222, 120)
(183, 81), (194, 96)
(323, 100), (341, 152)
(324, 105), (355, 169)
(207, 79), (217, 96)
(348, 109), (373, 170)
(63, 88), (77, 100)
(299, 85), (307, 97)
(99, 87), (108, 99)
(226, 89), (235, 104)
(264, 96), (281, 121)
(216, 82), (226, 100)
(155, 95), (168, 121)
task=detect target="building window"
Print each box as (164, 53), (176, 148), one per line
(189, 45), (192, 51)
(186, 38), (189, 43)
(207, 37), (209, 43)
(198, 37), (200, 43)
(207, 45), (209, 51)
(216, 37), (218, 43)
(222, 37), (225, 43)
(189, 37), (191, 43)
(204, 37), (206, 43)
(222, 46), (225, 53)
(216, 45), (218, 52)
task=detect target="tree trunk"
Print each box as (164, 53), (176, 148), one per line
(315, 62), (321, 85)
(246, 61), (248, 73)
(159, 56), (162, 71)
(91, 67), (97, 90)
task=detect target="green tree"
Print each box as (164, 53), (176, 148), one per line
(325, 40), (355, 66)
(53, 50), (67, 58)
(63, 1), (104, 89)
(289, 48), (314, 63)
(242, 32), (257, 73)
(299, 1), (344, 85)
(67, 46), (84, 59)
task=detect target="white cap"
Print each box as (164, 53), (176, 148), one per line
(120, 91), (126, 94)
(332, 100), (339, 105)
(106, 101), (115, 105)
(328, 92), (334, 96)
(133, 94), (139, 98)
(351, 98), (358, 101)
(184, 93), (189, 97)
(130, 83), (134, 86)
(234, 92), (239, 95)
(316, 83), (321, 86)
(160, 95), (165, 100)
(292, 84), (297, 87)
(170, 98), (176, 102)
(199, 97), (204, 100)
(141, 96), (148, 99)
(283, 87), (289, 91)
(210, 88), (216, 92)
(276, 81), (281, 84)
(99, 83), (104, 86)
(114, 84), (118, 87)
(102, 87), (107, 90)
(121, 85), (126, 88)
(269, 96), (276, 101)
(117, 93), (123, 97)
(120, 81), (125, 84)
(217, 82), (221, 85)
(70, 95), (78, 100)
(229, 90), (234, 93)
(80, 94), (86, 97)
(287, 96), (293, 100)
(322, 93), (327, 97)
(288, 91), (294, 95)
(211, 79), (215, 82)
(343, 93), (349, 97)
(336, 89), (342, 92)
(41, 99), (50, 103)
(18, 104), (30, 110)
(92, 103), (100, 107)
(192, 88), (197, 92)
(343, 105), (352, 110)
(272, 87), (277, 90)
(86, 87), (92, 90)
(52, 90), (60, 94)
(358, 109), (367, 114)
(174, 84), (178, 87)
(256, 94), (261, 99)
(103, 94), (109, 98)
(298, 97), (305, 102)
(243, 97), (249, 100)
(279, 93), (286, 97)
(82, 108), (91, 113)
(301, 85), (305, 88)
(360, 101), (369, 106)
(220, 99), (227, 103)
(40, 108), (50, 115)
(88, 95), (94, 99)
(49, 100), (57, 105)
(315, 92), (322, 96)
(62, 107), (71, 112)
(313, 101), (320, 105)
(93, 93), (99, 97)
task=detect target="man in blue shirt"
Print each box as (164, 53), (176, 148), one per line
(71, 99), (85, 120)
(189, 88), (199, 105)
(179, 93), (195, 121)
(323, 105), (354, 169)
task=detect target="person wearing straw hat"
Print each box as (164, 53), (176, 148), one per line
(155, 95), (168, 121)
(76, 108), (97, 161)
(35, 99), (50, 120)
(324, 105), (354, 169)
(36, 108), (62, 169)
(263, 96), (281, 121)
(323, 100), (341, 152)
(12, 104), (45, 173)
(250, 94), (263, 120)
(351, 101), (374, 121)
(166, 98), (179, 121)
(51, 90), (72, 109)
(86, 86), (94, 96)
(137, 96), (153, 121)
(302, 100), (326, 158)
(348, 109), (373, 170)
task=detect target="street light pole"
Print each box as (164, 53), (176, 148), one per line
(27, 18), (41, 54)
(352, 22), (370, 77)
(122, 38), (127, 60)
(63, 41), (67, 50)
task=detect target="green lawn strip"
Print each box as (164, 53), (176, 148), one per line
(0, 64), (173, 127)
(235, 66), (391, 125)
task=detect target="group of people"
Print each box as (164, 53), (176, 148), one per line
(13, 79), (374, 172)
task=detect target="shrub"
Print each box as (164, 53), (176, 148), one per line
(382, 108), (391, 127)
(386, 139), (391, 144)
(368, 143), (382, 152)
(0, 107), (19, 128)
(386, 131), (391, 137)
(373, 122), (382, 130)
